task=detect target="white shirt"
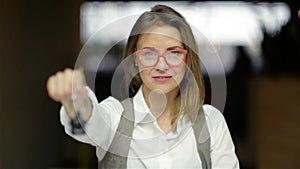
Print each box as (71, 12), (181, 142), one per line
(60, 87), (239, 168)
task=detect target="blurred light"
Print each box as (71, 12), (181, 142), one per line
(80, 1), (290, 45)
(80, 1), (290, 74)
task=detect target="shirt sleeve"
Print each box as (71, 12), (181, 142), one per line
(60, 87), (123, 151)
(203, 105), (240, 169)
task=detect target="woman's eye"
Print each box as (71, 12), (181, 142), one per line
(143, 51), (156, 58)
(169, 51), (180, 57)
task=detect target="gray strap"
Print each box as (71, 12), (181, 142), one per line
(98, 98), (135, 169)
(192, 106), (212, 169)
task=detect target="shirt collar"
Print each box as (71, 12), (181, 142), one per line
(132, 86), (192, 131)
(133, 86), (156, 124)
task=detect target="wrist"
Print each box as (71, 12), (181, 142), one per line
(70, 112), (86, 134)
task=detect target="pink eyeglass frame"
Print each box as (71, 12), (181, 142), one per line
(135, 49), (188, 68)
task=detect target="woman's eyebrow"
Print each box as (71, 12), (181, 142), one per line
(142, 47), (156, 50)
(167, 46), (184, 50)
(141, 46), (183, 50)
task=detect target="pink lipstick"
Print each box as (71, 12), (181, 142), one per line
(153, 76), (172, 82)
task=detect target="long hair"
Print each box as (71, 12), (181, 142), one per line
(123, 4), (205, 124)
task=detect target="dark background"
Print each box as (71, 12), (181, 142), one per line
(0, 0), (299, 168)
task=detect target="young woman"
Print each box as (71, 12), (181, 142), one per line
(47, 4), (239, 169)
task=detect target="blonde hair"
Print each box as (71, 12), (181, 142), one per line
(123, 4), (205, 124)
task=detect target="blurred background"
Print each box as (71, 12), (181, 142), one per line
(0, 0), (299, 168)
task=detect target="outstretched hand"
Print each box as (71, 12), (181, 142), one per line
(46, 68), (92, 121)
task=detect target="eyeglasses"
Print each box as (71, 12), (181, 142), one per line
(135, 48), (188, 67)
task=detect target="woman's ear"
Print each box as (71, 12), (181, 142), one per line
(134, 61), (139, 69)
(134, 54), (139, 68)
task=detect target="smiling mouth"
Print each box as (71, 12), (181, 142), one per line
(153, 76), (172, 82)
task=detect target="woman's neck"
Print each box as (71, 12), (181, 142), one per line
(142, 86), (179, 133)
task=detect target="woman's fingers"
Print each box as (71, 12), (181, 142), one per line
(47, 69), (71, 102)
(46, 68), (90, 119)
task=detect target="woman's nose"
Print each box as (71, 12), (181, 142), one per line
(154, 57), (169, 71)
